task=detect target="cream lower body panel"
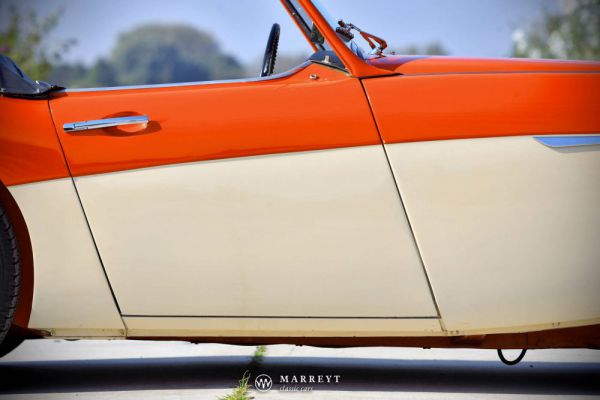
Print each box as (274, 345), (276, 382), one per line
(74, 145), (438, 323)
(124, 316), (442, 337)
(386, 136), (600, 334)
(8, 178), (125, 336)
(122, 316), (600, 338)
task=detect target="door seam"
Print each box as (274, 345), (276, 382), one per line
(358, 79), (446, 331)
(46, 100), (127, 331)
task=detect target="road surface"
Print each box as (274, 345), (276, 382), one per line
(0, 339), (599, 399)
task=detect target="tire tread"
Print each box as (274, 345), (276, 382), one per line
(0, 205), (21, 345)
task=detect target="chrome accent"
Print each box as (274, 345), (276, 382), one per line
(534, 135), (600, 148)
(63, 115), (148, 132)
(337, 20), (387, 56)
(61, 62), (312, 93)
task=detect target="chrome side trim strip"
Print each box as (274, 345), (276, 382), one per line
(534, 135), (600, 148)
(122, 314), (439, 319)
(61, 62), (313, 93)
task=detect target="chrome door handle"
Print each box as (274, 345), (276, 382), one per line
(63, 115), (148, 132)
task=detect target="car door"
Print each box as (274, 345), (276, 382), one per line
(363, 71), (600, 333)
(49, 62), (438, 322)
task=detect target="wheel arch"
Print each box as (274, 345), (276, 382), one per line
(0, 180), (34, 329)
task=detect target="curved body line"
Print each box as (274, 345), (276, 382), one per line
(60, 62), (313, 93)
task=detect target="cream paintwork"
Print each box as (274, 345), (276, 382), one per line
(73, 145), (439, 321)
(124, 316), (442, 337)
(7, 178), (125, 336)
(8, 139), (598, 339)
(385, 136), (600, 334)
(124, 316), (600, 338)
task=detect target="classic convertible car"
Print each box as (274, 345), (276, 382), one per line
(1, 0), (599, 362)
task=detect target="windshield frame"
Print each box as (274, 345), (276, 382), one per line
(280, 0), (388, 77)
(281, 0), (366, 59)
(281, 0), (326, 52)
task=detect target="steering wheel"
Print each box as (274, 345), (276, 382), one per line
(260, 23), (280, 77)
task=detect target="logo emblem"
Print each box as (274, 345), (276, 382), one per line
(254, 374), (273, 392)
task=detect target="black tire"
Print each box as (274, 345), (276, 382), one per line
(0, 336), (24, 358)
(0, 204), (21, 348)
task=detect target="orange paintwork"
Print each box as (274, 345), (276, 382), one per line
(2, 0), (599, 185)
(368, 55), (600, 75)
(362, 72), (600, 144)
(50, 63), (381, 177)
(0, 97), (70, 186)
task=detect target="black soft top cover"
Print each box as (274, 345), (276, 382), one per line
(0, 54), (62, 98)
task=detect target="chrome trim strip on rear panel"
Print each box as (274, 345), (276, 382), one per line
(534, 135), (600, 148)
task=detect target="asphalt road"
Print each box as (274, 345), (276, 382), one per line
(0, 339), (599, 399)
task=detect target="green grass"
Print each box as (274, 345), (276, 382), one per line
(220, 371), (251, 400)
(219, 345), (268, 400)
(251, 345), (267, 364)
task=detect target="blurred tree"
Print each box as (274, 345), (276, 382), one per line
(273, 53), (310, 74)
(51, 24), (245, 87)
(511, 0), (600, 60)
(0, 4), (74, 81)
(48, 63), (89, 87)
(388, 42), (449, 56)
(245, 53), (309, 77)
(112, 25), (206, 84)
(84, 59), (118, 87)
(111, 24), (244, 85)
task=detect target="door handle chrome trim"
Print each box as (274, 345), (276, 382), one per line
(534, 135), (600, 148)
(63, 115), (149, 132)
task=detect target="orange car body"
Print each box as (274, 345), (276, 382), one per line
(3, 57), (599, 182)
(0, 0), (599, 349)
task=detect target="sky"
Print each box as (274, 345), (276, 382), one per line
(4, 0), (561, 66)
